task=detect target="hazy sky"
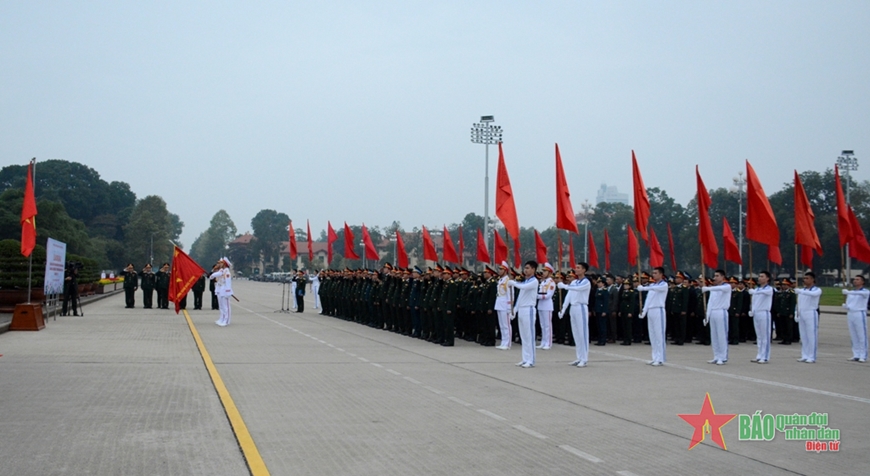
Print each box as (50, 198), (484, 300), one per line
(2, 1), (869, 247)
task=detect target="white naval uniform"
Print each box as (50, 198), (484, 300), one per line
(843, 288), (870, 361)
(309, 274), (321, 309)
(795, 286), (822, 362)
(702, 283), (732, 363)
(508, 277), (539, 366)
(209, 268), (234, 326)
(558, 277), (591, 365)
(290, 278), (298, 309)
(494, 275), (513, 348)
(748, 285), (774, 362)
(537, 277), (556, 349)
(637, 280), (668, 364)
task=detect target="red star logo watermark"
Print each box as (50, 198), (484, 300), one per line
(678, 393), (736, 450)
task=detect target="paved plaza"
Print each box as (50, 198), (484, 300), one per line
(1, 280), (867, 475)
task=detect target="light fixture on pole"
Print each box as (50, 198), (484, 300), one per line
(581, 199), (591, 262)
(731, 171), (746, 277)
(470, 115), (503, 253)
(838, 150), (859, 279)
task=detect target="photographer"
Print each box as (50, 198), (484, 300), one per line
(123, 263), (138, 308)
(62, 262), (80, 316)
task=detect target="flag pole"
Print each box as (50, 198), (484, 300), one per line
(26, 158), (36, 304)
(748, 241), (753, 279)
(794, 244), (799, 280)
(636, 229), (642, 309)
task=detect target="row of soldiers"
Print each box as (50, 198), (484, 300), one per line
(121, 263), (224, 311)
(316, 263), (803, 348)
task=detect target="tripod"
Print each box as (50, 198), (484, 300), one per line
(274, 281), (292, 313)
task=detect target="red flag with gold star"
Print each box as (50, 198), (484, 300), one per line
(20, 161), (37, 257)
(169, 245), (206, 314)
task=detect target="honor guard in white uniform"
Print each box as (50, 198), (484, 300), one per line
(637, 267), (668, 366)
(842, 275), (869, 362)
(508, 261), (540, 368)
(558, 262), (591, 367)
(290, 271), (298, 310)
(795, 272), (822, 363)
(209, 257), (234, 326)
(748, 271), (774, 363)
(494, 262), (513, 350)
(536, 263), (556, 350)
(309, 271), (322, 309)
(702, 270), (732, 365)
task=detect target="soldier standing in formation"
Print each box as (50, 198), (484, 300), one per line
(140, 264), (156, 309)
(536, 263), (556, 350)
(748, 270), (774, 363)
(122, 263), (138, 308)
(192, 272), (206, 310)
(156, 263), (170, 310)
(842, 275), (869, 363)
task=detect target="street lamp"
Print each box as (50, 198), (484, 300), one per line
(582, 200), (591, 262)
(731, 171), (746, 277)
(470, 116), (503, 254)
(838, 150), (859, 280)
(150, 232), (157, 266)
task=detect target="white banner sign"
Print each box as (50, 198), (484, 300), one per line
(44, 238), (67, 295)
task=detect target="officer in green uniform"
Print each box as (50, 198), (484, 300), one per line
(192, 272), (206, 310)
(619, 279), (639, 345)
(122, 263), (138, 308)
(728, 276), (742, 345)
(439, 268), (458, 346)
(668, 271), (690, 345)
(140, 264), (156, 309)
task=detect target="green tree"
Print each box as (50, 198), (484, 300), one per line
(190, 210), (237, 267)
(251, 209), (290, 269)
(123, 195), (181, 267)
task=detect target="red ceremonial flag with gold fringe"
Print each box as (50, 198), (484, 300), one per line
(835, 165), (854, 248)
(307, 220), (314, 261)
(442, 226), (460, 264)
(169, 245), (206, 314)
(496, 142), (520, 241)
(494, 230), (508, 265)
(20, 161), (37, 257)
(649, 227), (664, 268)
(362, 224), (379, 261)
(627, 225), (639, 267)
(768, 245), (782, 266)
(555, 144), (579, 234)
(632, 151), (651, 243)
(395, 230), (409, 268)
(343, 222), (360, 260)
(587, 230), (599, 269)
(534, 229), (547, 263)
(327, 221), (338, 264)
(723, 217), (742, 265)
(288, 221), (298, 259)
(476, 228), (490, 264)
(422, 226), (438, 262)
(745, 161), (780, 247)
(696, 166), (719, 269)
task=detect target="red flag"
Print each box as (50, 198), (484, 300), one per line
(494, 230), (508, 265)
(288, 221), (298, 259)
(169, 245), (206, 314)
(604, 229), (611, 271)
(534, 229), (548, 263)
(632, 150), (651, 243)
(442, 226), (459, 264)
(835, 165), (854, 248)
(723, 217), (742, 265)
(587, 230), (599, 269)
(513, 234), (521, 267)
(768, 245), (782, 265)
(649, 227), (664, 268)
(555, 144), (579, 233)
(745, 161), (780, 247)
(847, 206), (870, 264)
(496, 142), (520, 240)
(696, 166), (719, 269)
(20, 161), (37, 257)
(458, 225), (464, 264)
(794, 171), (823, 262)
(476, 228), (490, 263)
(361, 224), (379, 262)
(627, 225), (639, 267)
(343, 222), (360, 260)
(306, 220), (313, 261)
(568, 235), (576, 268)
(395, 230), (409, 268)
(800, 245), (814, 268)
(557, 233), (563, 269)
(327, 221), (338, 265)
(422, 226), (438, 262)
(667, 223), (677, 272)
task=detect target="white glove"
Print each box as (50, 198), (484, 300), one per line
(748, 311), (754, 318)
(557, 283), (567, 290)
(703, 317), (709, 326)
(558, 310), (564, 319)
(842, 289), (849, 295)
(794, 315), (799, 322)
(639, 310), (646, 320)
(842, 303), (848, 308)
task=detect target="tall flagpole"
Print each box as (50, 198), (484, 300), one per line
(27, 158), (36, 304)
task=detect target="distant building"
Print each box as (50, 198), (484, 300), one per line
(595, 183), (629, 206)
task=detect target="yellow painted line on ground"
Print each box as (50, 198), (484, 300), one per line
(184, 310), (270, 476)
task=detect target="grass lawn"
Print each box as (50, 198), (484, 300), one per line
(820, 286), (846, 306)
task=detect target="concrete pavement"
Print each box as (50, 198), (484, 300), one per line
(1, 280), (867, 475)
